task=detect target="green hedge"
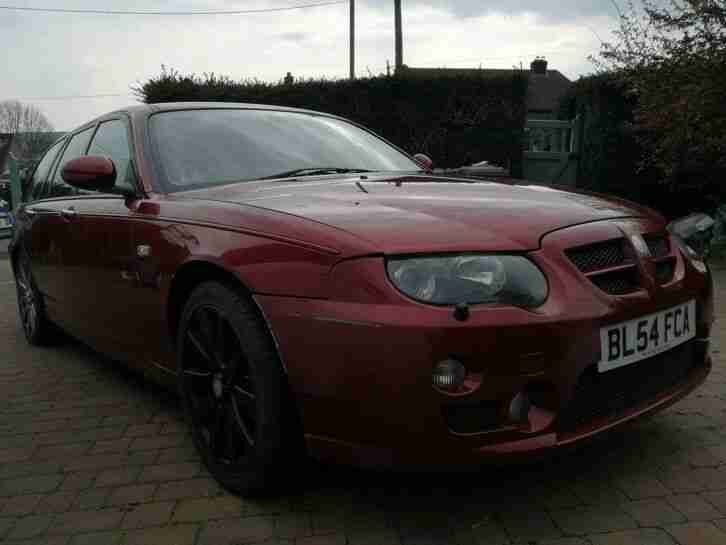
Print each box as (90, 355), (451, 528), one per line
(136, 68), (528, 172)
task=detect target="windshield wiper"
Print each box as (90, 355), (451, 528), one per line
(258, 167), (373, 180)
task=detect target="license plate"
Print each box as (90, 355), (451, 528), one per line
(599, 300), (696, 373)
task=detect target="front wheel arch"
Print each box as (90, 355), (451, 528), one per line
(166, 261), (304, 442)
(176, 279), (306, 494)
(167, 260), (254, 346)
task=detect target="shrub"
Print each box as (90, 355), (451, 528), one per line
(560, 72), (723, 220)
(135, 67), (528, 172)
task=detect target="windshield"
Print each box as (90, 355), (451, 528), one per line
(149, 109), (422, 191)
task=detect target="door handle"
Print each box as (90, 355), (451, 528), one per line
(60, 207), (77, 220)
(24, 207), (37, 216)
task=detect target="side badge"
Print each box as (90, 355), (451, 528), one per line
(137, 245), (152, 258)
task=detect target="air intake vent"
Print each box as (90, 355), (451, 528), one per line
(566, 237), (641, 295)
(566, 239), (628, 273)
(559, 340), (700, 433)
(655, 258), (676, 284)
(590, 268), (640, 295)
(645, 235), (669, 259)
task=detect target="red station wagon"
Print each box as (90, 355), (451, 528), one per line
(9, 103), (714, 495)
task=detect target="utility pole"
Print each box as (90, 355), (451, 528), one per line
(349, 0), (355, 79)
(394, 0), (403, 71)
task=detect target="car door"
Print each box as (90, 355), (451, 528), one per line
(35, 127), (98, 332)
(20, 138), (70, 319)
(59, 117), (144, 364)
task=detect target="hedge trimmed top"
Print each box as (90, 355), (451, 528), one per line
(135, 68), (528, 171)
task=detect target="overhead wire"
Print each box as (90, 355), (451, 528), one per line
(2, 2), (349, 103)
(3, 3), (603, 103)
(0, 1), (346, 16)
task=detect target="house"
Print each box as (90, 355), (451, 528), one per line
(400, 58), (577, 183)
(399, 57), (572, 120)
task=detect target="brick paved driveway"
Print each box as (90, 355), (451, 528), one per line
(2, 256), (726, 545)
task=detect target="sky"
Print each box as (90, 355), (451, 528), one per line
(1, 0), (622, 131)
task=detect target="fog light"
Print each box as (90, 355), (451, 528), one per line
(432, 359), (467, 390)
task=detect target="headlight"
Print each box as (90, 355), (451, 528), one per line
(667, 213), (714, 263)
(667, 213), (714, 273)
(386, 254), (548, 308)
(671, 233), (709, 274)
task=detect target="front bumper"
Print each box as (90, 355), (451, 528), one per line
(305, 348), (710, 469)
(256, 223), (714, 468)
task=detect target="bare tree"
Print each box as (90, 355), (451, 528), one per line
(0, 100), (55, 163)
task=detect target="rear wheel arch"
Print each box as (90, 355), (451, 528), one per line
(10, 247), (19, 274)
(9, 239), (24, 273)
(13, 246), (60, 345)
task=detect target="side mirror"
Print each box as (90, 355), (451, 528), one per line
(413, 153), (433, 171)
(667, 213), (715, 260)
(61, 156), (116, 192)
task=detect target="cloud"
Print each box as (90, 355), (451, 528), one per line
(363, 0), (619, 23)
(0, 9), (22, 29)
(278, 31), (308, 43)
(0, 0), (618, 130)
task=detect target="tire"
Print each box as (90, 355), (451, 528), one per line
(14, 251), (58, 346)
(176, 280), (301, 496)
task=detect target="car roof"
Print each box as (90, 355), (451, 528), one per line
(117, 102), (335, 119)
(71, 102), (345, 135)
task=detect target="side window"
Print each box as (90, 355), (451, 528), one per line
(87, 119), (136, 194)
(28, 139), (65, 202)
(48, 127), (95, 198)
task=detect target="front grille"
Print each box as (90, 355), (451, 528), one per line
(558, 340), (701, 433)
(566, 239), (628, 273)
(646, 235), (670, 258)
(566, 232), (677, 296)
(590, 268), (640, 295)
(566, 238), (640, 295)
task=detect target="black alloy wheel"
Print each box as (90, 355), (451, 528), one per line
(178, 281), (299, 495)
(182, 304), (258, 463)
(14, 252), (56, 345)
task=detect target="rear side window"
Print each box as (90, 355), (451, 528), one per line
(87, 119), (136, 194)
(28, 139), (65, 202)
(47, 127), (95, 198)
